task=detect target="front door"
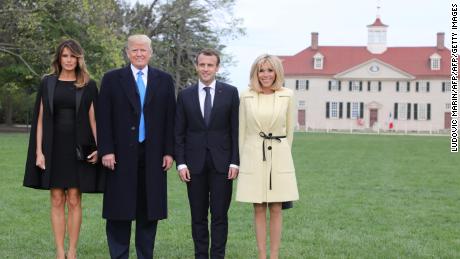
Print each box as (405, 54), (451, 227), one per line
(298, 109), (305, 129)
(445, 112), (451, 129)
(370, 109), (378, 127)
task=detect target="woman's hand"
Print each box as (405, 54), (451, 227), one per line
(36, 152), (46, 170)
(87, 150), (98, 164)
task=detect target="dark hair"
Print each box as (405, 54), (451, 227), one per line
(195, 48), (221, 66)
(50, 39), (90, 88)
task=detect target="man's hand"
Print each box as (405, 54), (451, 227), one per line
(178, 168), (191, 182)
(162, 155), (173, 171)
(228, 167), (238, 180)
(102, 153), (116, 170)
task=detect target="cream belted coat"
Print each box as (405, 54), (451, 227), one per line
(236, 88), (299, 203)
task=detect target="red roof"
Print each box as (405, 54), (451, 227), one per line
(281, 46), (450, 78)
(368, 18), (388, 27)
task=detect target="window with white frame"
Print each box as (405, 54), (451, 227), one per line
(330, 102), (339, 119)
(442, 81), (451, 92)
(351, 81), (360, 92)
(313, 52), (324, 70)
(418, 103), (428, 120)
(368, 81), (379, 92)
(298, 100), (305, 107)
(430, 53), (441, 70)
(351, 102), (360, 119)
(398, 103), (408, 121)
(330, 80), (340, 91)
(417, 81), (430, 93)
(295, 79), (309, 90)
(446, 103), (451, 110)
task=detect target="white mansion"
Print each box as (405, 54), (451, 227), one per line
(280, 17), (451, 133)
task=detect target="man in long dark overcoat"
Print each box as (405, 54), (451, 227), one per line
(97, 34), (175, 259)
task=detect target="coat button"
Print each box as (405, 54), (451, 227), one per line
(268, 146), (272, 150)
(131, 126), (136, 131)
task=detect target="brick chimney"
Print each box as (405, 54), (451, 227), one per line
(437, 32), (445, 50)
(311, 32), (318, 50)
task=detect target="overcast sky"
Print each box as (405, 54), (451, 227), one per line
(131, 0), (450, 90)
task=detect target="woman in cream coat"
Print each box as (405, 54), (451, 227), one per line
(236, 54), (299, 259)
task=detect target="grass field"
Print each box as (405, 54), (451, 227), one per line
(0, 132), (459, 258)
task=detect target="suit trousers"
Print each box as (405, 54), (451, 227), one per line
(106, 142), (158, 259)
(186, 150), (233, 259)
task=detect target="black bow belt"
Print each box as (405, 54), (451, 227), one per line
(259, 132), (286, 161)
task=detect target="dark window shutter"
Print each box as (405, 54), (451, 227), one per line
(414, 103), (418, 120)
(394, 103), (398, 120)
(295, 80), (299, 90)
(306, 80), (309, 90)
(427, 103), (431, 120)
(339, 102), (343, 118)
(396, 81), (400, 92)
(338, 81), (342, 91)
(407, 103), (411, 120)
(442, 82), (445, 92)
(328, 81), (331, 91)
(416, 82), (419, 92)
(326, 102), (330, 118)
(407, 82), (410, 92)
(367, 81), (371, 91)
(378, 81), (382, 91)
(359, 102), (364, 118)
(346, 102), (350, 118)
(359, 81), (363, 91)
(349, 81), (352, 91)
(426, 82), (430, 92)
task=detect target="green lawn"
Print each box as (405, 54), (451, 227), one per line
(0, 133), (459, 258)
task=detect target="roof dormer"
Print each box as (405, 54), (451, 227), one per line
(429, 53), (441, 70)
(313, 52), (324, 70)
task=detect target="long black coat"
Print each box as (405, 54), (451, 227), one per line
(175, 82), (239, 174)
(23, 75), (105, 193)
(97, 65), (175, 221)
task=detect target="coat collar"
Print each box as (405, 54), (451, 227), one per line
(46, 75), (58, 115)
(45, 75), (87, 116)
(121, 65), (161, 112)
(244, 89), (290, 130)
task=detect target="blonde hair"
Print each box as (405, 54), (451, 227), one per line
(50, 39), (90, 88)
(249, 54), (284, 92)
(126, 34), (152, 53)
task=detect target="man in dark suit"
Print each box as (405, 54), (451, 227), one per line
(97, 34), (175, 259)
(175, 49), (239, 259)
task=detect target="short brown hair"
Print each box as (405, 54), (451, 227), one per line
(195, 48), (220, 66)
(249, 54), (285, 92)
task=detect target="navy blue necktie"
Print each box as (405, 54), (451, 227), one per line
(136, 71), (146, 142)
(203, 87), (212, 126)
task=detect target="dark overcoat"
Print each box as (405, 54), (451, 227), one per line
(23, 75), (105, 193)
(97, 65), (175, 221)
(175, 82), (239, 174)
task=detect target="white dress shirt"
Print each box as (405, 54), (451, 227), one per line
(130, 64), (148, 88)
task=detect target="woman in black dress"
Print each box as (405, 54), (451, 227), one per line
(24, 39), (103, 259)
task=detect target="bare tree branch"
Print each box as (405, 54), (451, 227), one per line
(0, 47), (39, 77)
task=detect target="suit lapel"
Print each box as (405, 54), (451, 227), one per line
(120, 66), (140, 113)
(209, 82), (223, 125)
(46, 75), (58, 115)
(144, 66), (158, 106)
(190, 84), (206, 127)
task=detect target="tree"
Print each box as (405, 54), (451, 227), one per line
(123, 0), (244, 92)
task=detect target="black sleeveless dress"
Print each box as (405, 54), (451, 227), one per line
(50, 80), (79, 188)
